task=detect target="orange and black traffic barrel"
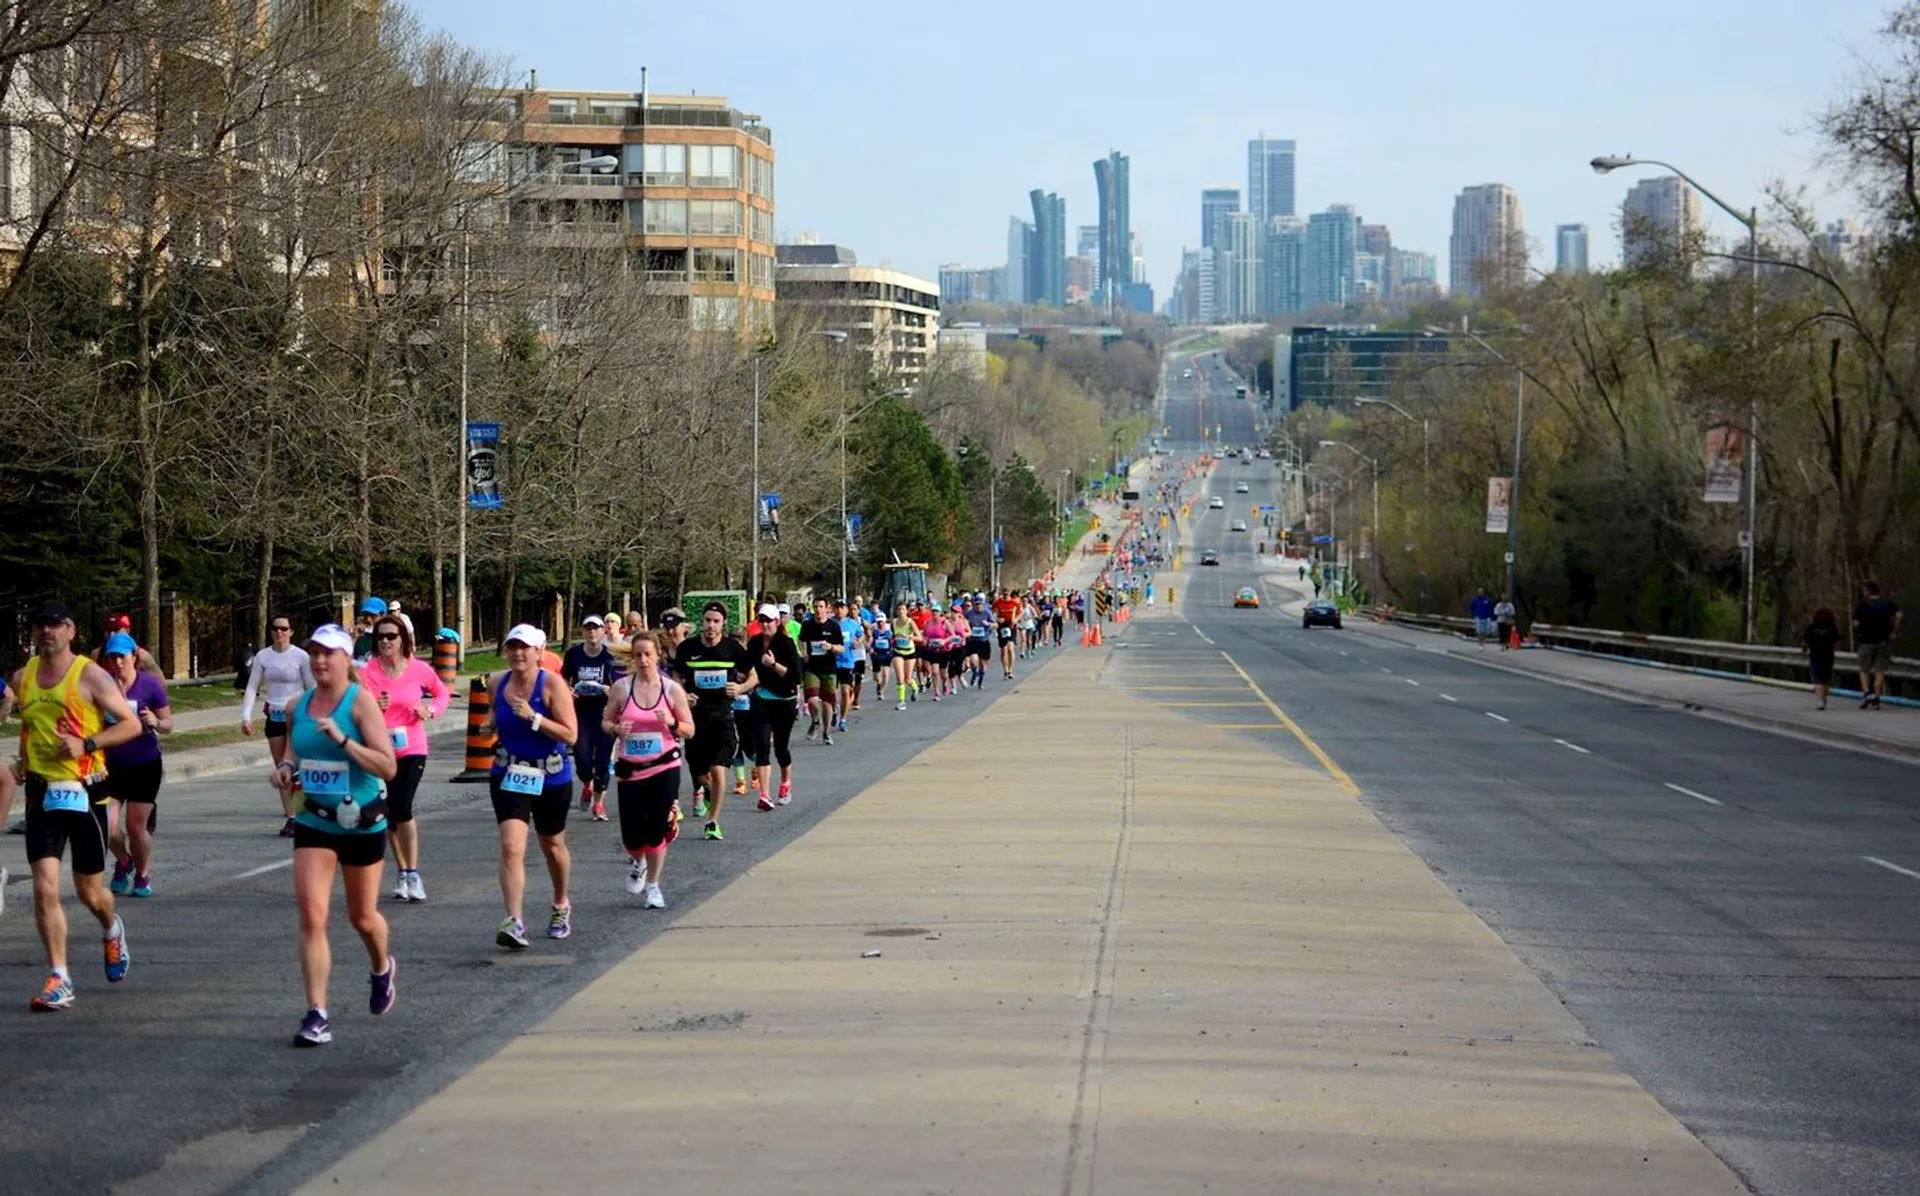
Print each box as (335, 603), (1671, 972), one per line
(432, 628), (461, 689)
(454, 675), (495, 783)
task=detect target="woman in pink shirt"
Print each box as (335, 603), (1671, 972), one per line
(362, 615), (451, 903)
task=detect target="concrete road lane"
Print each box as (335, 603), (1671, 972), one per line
(0, 675), (1029, 1196)
(1117, 450), (1920, 1196)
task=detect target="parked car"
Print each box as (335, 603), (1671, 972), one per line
(1233, 586), (1261, 608)
(1200, 549), (1221, 566)
(1302, 599), (1342, 629)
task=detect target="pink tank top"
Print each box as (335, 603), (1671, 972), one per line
(616, 677), (680, 780)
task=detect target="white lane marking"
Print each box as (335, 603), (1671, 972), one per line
(1195, 631), (1215, 645)
(1866, 856), (1920, 882)
(234, 858), (293, 880)
(1440, 693), (1457, 702)
(1664, 783), (1722, 807)
(1405, 678), (1420, 687)
(1485, 712), (1510, 723)
(1554, 738), (1592, 755)
(1380, 667), (1393, 674)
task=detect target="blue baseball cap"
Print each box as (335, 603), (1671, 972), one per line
(435, 626), (461, 643)
(358, 597), (388, 616)
(103, 632), (138, 658)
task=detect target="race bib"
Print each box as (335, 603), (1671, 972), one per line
(731, 694), (751, 711)
(501, 763), (544, 795)
(694, 668), (726, 691)
(624, 732), (665, 758)
(301, 763), (349, 797)
(390, 727), (409, 750)
(809, 642), (828, 656)
(43, 780), (90, 814)
(265, 701), (286, 720)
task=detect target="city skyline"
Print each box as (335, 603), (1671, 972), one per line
(410, 0), (1885, 305)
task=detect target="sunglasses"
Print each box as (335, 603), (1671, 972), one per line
(376, 632), (401, 641)
(271, 625), (292, 632)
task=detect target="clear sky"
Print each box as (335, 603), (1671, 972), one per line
(408, 0), (1894, 299)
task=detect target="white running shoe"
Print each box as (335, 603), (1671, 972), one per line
(391, 872), (410, 902)
(625, 859), (645, 896)
(642, 882), (666, 909)
(407, 872), (427, 903)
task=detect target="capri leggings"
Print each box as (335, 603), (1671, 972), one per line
(616, 767), (680, 852)
(756, 695), (798, 769)
(731, 704), (760, 767)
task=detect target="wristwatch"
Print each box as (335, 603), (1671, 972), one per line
(82, 736), (97, 754)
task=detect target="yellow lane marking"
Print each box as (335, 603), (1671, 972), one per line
(1155, 700), (1267, 707)
(1220, 652), (1362, 797)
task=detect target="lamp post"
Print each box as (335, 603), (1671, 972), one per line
(1446, 330), (1526, 611)
(456, 153), (618, 648)
(1321, 441), (1380, 600)
(1592, 153), (1760, 643)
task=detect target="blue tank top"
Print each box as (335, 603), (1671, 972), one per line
(492, 670), (573, 783)
(290, 684), (386, 835)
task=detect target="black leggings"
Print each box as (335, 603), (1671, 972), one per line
(616, 767), (680, 852)
(731, 705), (760, 766)
(756, 696), (797, 768)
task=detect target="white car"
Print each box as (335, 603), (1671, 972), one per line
(1235, 482), (1249, 494)
(1230, 519), (1248, 532)
(1208, 496), (1225, 509)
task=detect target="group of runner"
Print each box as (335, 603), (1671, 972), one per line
(1, 584), (1091, 1045)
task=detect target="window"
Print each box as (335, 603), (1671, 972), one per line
(688, 144), (738, 188)
(692, 247), (737, 282)
(547, 97), (577, 117)
(748, 251), (773, 291)
(691, 296), (739, 328)
(641, 143), (685, 185)
(0, 127), (13, 218)
(688, 199), (739, 235)
(633, 198), (686, 234)
(751, 156), (774, 200)
(456, 142), (502, 183)
(750, 206), (774, 245)
(643, 248), (688, 281)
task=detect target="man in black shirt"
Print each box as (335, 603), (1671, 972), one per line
(673, 603), (756, 840)
(1853, 581), (1903, 710)
(799, 598), (844, 746)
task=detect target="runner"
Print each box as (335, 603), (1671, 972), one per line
(748, 603), (802, 809)
(361, 615), (450, 903)
(728, 619), (759, 798)
(486, 625), (580, 949)
(562, 614), (622, 821)
(102, 634), (170, 900)
(964, 595), (993, 688)
(834, 598), (862, 733)
(93, 613), (164, 679)
(673, 602), (757, 839)
(909, 599), (936, 694)
(351, 598), (385, 664)
(868, 606), (895, 707)
(242, 614), (317, 838)
(846, 598), (870, 715)
(604, 635), (692, 908)
(1020, 595), (1040, 658)
(11, 600), (141, 1012)
(889, 603), (919, 710)
(270, 623), (399, 1045)
(800, 597), (844, 745)
(997, 599), (1018, 680)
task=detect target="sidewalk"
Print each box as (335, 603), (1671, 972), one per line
(1341, 615), (1920, 763)
(297, 638), (1744, 1195)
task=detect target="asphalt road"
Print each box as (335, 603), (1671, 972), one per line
(1124, 430), (1920, 1196)
(1160, 345), (1263, 451)
(0, 671), (1031, 1195)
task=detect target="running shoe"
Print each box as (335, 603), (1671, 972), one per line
(895, 701), (907, 711)
(292, 1008), (331, 1047)
(836, 717), (849, 733)
(642, 882), (666, 909)
(30, 973), (73, 1012)
(131, 874), (153, 899)
(103, 919), (129, 983)
(757, 791), (774, 811)
(392, 871), (411, 901)
(930, 693), (941, 703)
(625, 858), (645, 895)
(666, 802), (683, 843)
(369, 956), (397, 1016)
(704, 821), (723, 841)
(547, 902), (572, 939)
(580, 782), (594, 811)
(694, 795), (710, 820)
(279, 817), (297, 838)
(496, 916), (530, 951)
(732, 777), (748, 795)
(591, 800), (608, 823)
(805, 719), (819, 741)
(777, 780), (792, 808)
(407, 872), (427, 903)
(110, 858), (133, 895)
(822, 730), (835, 746)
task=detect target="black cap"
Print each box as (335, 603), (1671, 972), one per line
(702, 601), (728, 616)
(30, 599), (73, 625)
(659, 609), (687, 628)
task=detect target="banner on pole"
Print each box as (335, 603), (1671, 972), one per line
(1485, 476), (1511, 534)
(466, 422), (502, 509)
(845, 513), (862, 551)
(992, 537), (1005, 563)
(759, 493), (781, 540)
(1704, 425), (1743, 504)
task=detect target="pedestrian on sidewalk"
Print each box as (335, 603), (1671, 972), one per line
(1494, 597), (1517, 650)
(1852, 582), (1902, 710)
(1471, 589), (1496, 646)
(1802, 608), (1840, 710)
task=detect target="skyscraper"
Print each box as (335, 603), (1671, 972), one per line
(1226, 211), (1260, 320)
(1077, 225), (1100, 260)
(1388, 249), (1438, 300)
(1450, 183), (1524, 298)
(1093, 151), (1132, 303)
(1264, 216), (1306, 316)
(1621, 176), (1700, 267)
(1247, 137), (1297, 227)
(1029, 189), (1066, 306)
(1303, 204), (1360, 311)
(1201, 187), (1240, 250)
(1555, 224), (1590, 274)
(1006, 216), (1032, 305)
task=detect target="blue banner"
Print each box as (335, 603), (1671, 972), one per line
(758, 493), (780, 535)
(846, 512), (863, 550)
(992, 537), (1005, 563)
(466, 422), (502, 509)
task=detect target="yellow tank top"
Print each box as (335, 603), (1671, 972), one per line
(21, 655), (104, 782)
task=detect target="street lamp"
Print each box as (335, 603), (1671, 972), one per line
(1593, 153), (1760, 644)
(456, 153), (619, 648)
(1436, 329), (1527, 611)
(1321, 440), (1380, 601)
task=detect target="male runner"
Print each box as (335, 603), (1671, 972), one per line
(672, 602), (756, 840)
(834, 598), (863, 731)
(563, 614), (623, 819)
(800, 598), (844, 746)
(12, 600), (141, 1011)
